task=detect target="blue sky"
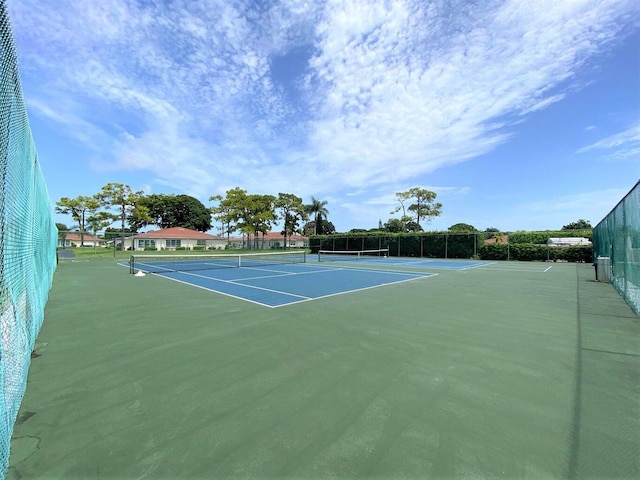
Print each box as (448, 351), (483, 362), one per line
(7, 0), (640, 234)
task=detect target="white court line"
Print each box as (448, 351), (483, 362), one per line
(273, 273), (438, 308)
(544, 265), (553, 272)
(165, 272), (313, 299)
(242, 266), (435, 284)
(145, 275), (286, 308)
(458, 262), (497, 271)
(480, 266), (551, 273)
(143, 262), (436, 308)
(295, 262), (435, 278)
(318, 259), (493, 271)
(233, 265), (343, 281)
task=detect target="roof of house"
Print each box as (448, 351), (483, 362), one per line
(261, 232), (309, 240)
(226, 232), (309, 242)
(61, 232), (102, 242)
(484, 235), (509, 244)
(134, 227), (223, 240)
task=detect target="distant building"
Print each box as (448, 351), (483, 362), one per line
(123, 227), (309, 251)
(547, 237), (592, 247)
(128, 227), (226, 251)
(58, 232), (105, 248)
(227, 232), (309, 250)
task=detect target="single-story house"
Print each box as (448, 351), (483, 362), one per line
(127, 227), (227, 251)
(226, 232), (309, 250)
(58, 232), (105, 248)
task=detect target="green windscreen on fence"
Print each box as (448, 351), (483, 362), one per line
(593, 181), (640, 315)
(310, 233), (479, 258)
(0, 3), (57, 479)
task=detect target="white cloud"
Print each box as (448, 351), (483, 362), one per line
(577, 123), (640, 160)
(8, 0), (639, 204)
(511, 188), (630, 230)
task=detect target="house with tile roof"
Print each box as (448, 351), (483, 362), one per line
(259, 232), (309, 249)
(120, 227), (308, 251)
(58, 232), (105, 248)
(128, 227), (226, 251)
(212, 232), (309, 250)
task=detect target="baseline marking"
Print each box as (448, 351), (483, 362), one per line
(271, 273), (439, 308)
(163, 270), (312, 300)
(145, 264), (437, 308)
(149, 274), (300, 308)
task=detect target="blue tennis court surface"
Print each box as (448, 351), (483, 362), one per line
(139, 262), (437, 308)
(317, 256), (493, 270)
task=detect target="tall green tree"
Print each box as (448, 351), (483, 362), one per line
(407, 187), (442, 227)
(245, 194), (278, 249)
(449, 223), (477, 232)
(393, 187), (442, 228)
(135, 194), (212, 231)
(405, 220), (423, 232)
(210, 194), (233, 243)
(86, 211), (113, 250)
(305, 197), (329, 235)
(390, 192), (410, 230)
(276, 193), (307, 249)
(562, 219), (592, 230)
(303, 219), (336, 236)
(211, 188), (278, 248)
(55, 195), (100, 246)
(383, 217), (422, 233)
(97, 183), (148, 250)
(384, 218), (405, 233)
(217, 187), (249, 243)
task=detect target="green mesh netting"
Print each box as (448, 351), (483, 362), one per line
(593, 181), (640, 315)
(0, 3), (57, 478)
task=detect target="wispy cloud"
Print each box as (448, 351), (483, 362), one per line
(577, 122), (640, 160)
(8, 0), (638, 202)
(503, 188), (627, 230)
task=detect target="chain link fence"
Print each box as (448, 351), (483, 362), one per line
(0, 3), (57, 478)
(593, 180), (640, 315)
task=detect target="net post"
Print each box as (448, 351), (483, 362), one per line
(129, 255), (134, 274)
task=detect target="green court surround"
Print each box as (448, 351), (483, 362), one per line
(8, 259), (639, 479)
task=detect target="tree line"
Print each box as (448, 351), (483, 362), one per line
(57, 184), (445, 245)
(55, 183), (340, 248)
(55, 182), (589, 248)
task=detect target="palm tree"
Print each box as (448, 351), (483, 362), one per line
(306, 197), (329, 235)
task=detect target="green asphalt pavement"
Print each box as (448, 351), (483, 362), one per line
(8, 259), (639, 479)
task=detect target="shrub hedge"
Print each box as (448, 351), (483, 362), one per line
(479, 243), (592, 262)
(508, 229), (592, 244)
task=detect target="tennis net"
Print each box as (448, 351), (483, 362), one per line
(317, 249), (389, 262)
(130, 251), (307, 274)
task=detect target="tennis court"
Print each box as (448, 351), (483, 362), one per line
(128, 251), (437, 307)
(8, 255), (640, 479)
